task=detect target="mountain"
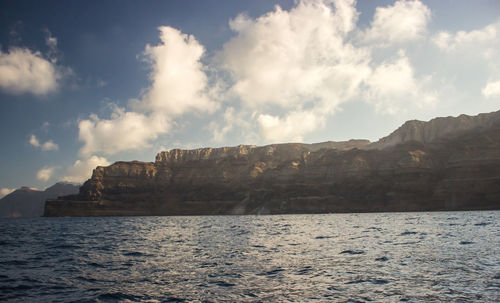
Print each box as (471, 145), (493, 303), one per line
(0, 182), (80, 218)
(45, 110), (500, 216)
(368, 111), (500, 150)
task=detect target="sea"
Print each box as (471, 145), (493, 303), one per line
(0, 211), (499, 302)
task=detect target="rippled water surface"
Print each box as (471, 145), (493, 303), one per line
(1, 211), (499, 302)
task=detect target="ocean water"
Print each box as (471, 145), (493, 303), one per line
(0, 212), (499, 302)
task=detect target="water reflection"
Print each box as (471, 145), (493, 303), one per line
(0, 211), (499, 302)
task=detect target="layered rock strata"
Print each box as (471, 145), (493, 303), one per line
(44, 111), (500, 216)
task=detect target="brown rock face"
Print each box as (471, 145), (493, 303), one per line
(369, 111), (500, 150)
(44, 111), (500, 216)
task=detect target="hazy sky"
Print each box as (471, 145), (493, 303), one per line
(0, 0), (499, 194)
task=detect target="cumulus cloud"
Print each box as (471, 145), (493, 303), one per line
(138, 26), (217, 115)
(219, 0), (368, 110)
(63, 155), (110, 183)
(0, 47), (62, 95)
(431, 19), (500, 103)
(364, 51), (436, 114)
(29, 134), (40, 147)
(482, 80), (500, 98)
(74, 0), (500, 149)
(36, 166), (56, 182)
(41, 140), (59, 151)
(29, 134), (58, 151)
(78, 109), (169, 156)
(213, 0), (436, 142)
(0, 187), (15, 198)
(216, 0), (373, 141)
(362, 0), (431, 45)
(432, 20), (499, 53)
(79, 26), (214, 156)
(258, 110), (324, 142)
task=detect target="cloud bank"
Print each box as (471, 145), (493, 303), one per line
(77, 0), (470, 151)
(212, 0), (435, 142)
(364, 51), (436, 114)
(63, 0), (500, 184)
(215, 0), (372, 141)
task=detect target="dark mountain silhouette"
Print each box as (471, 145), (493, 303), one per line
(0, 182), (79, 218)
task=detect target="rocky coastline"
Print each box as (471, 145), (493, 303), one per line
(44, 110), (500, 216)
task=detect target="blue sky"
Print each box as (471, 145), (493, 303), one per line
(1, 0), (499, 195)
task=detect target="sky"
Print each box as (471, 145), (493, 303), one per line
(0, 0), (499, 195)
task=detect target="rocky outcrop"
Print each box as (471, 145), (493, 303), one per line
(44, 111), (500, 216)
(369, 111), (500, 150)
(1, 182), (79, 218)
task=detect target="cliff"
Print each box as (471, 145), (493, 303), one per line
(0, 182), (79, 218)
(369, 111), (500, 150)
(44, 111), (500, 216)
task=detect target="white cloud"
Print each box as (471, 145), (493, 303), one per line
(362, 0), (431, 45)
(209, 106), (266, 145)
(364, 51), (436, 114)
(29, 134), (58, 151)
(78, 108), (169, 156)
(0, 47), (62, 95)
(63, 155), (110, 183)
(73, 0), (500, 150)
(433, 20), (498, 53)
(482, 80), (500, 98)
(258, 110), (324, 143)
(210, 107), (238, 143)
(29, 134), (40, 147)
(79, 26), (215, 156)
(219, 0), (368, 109)
(41, 140), (59, 151)
(36, 166), (57, 182)
(138, 26), (216, 115)
(0, 187), (15, 198)
(431, 19), (500, 105)
(216, 0), (370, 141)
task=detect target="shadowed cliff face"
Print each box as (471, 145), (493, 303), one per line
(45, 111), (500, 216)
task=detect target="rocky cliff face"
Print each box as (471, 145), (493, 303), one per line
(45, 111), (500, 216)
(369, 111), (500, 150)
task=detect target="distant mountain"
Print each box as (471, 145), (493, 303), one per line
(0, 182), (79, 218)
